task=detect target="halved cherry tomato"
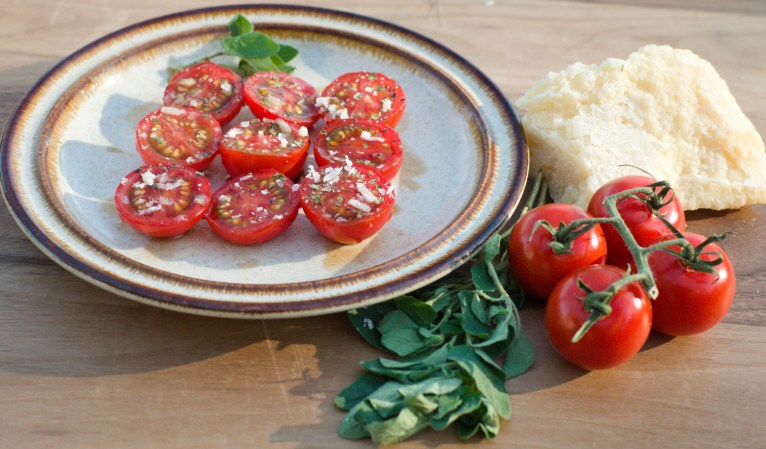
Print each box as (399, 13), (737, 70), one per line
(135, 107), (222, 171)
(648, 232), (735, 336)
(545, 264), (652, 370)
(314, 118), (403, 180)
(114, 164), (211, 238)
(317, 72), (406, 127)
(243, 71), (319, 127)
(163, 62), (244, 126)
(508, 204), (607, 299)
(299, 162), (395, 244)
(587, 175), (686, 270)
(220, 118), (309, 179)
(205, 170), (300, 245)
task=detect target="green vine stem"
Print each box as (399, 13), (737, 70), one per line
(558, 181), (705, 342)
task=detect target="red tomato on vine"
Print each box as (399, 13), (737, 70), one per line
(587, 175), (686, 270)
(648, 232), (735, 336)
(545, 264), (652, 370)
(508, 204), (607, 299)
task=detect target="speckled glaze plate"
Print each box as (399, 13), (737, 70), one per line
(0, 5), (527, 318)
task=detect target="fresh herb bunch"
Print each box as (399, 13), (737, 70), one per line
(336, 179), (547, 446)
(169, 14), (298, 77)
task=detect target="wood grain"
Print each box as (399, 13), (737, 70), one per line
(1, 1), (765, 448)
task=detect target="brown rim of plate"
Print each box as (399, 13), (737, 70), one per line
(0, 4), (529, 317)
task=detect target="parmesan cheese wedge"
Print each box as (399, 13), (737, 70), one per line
(516, 44), (766, 211)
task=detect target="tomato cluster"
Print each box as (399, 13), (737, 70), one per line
(509, 176), (735, 370)
(116, 62), (407, 245)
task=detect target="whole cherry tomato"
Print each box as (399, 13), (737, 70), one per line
(648, 232), (735, 336)
(545, 264), (652, 370)
(587, 175), (686, 270)
(508, 204), (607, 299)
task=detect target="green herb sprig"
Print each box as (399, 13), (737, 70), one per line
(169, 14), (298, 77)
(336, 178), (547, 446)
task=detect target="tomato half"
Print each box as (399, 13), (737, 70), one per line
(545, 264), (652, 370)
(205, 170), (300, 245)
(163, 62), (244, 126)
(587, 175), (686, 270)
(243, 71), (319, 127)
(317, 72), (406, 127)
(135, 107), (222, 171)
(314, 118), (403, 181)
(299, 162), (395, 244)
(114, 164), (211, 238)
(220, 118), (309, 179)
(508, 204), (607, 299)
(648, 232), (735, 336)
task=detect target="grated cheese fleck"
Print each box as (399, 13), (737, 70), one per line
(348, 198), (372, 213)
(356, 182), (379, 203)
(360, 131), (385, 142)
(381, 98), (393, 113)
(141, 171), (157, 186)
(160, 106), (187, 116)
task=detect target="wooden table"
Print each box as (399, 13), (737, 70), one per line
(1, 1), (764, 448)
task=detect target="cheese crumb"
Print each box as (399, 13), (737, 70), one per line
(356, 182), (379, 203)
(360, 131), (385, 142)
(226, 127), (244, 138)
(141, 171), (157, 186)
(348, 198), (372, 213)
(160, 106), (187, 116)
(322, 166), (343, 184)
(381, 98), (393, 113)
(306, 165), (320, 183)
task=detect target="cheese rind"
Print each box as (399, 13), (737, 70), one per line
(516, 44), (766, 211)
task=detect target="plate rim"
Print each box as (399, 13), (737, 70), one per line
(0, 4), (529, 318)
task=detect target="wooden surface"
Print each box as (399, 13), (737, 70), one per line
(1, 1), (765, 448)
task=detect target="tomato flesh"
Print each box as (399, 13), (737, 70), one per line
(545, 264), (652, 370)
(648, 232), (735, 336)
(587, 175), (686, 270)
(163, 62), (244, 126)
(135, 107), (222, 171)
(114, 164), (211, 238)
(243, 71), (319, 127)
(314, 119), (403, 181)
(508, 204), (607, 299)
(299, 162), (396, 244)
(220, 118), (309, 179)
(318, 72), (406, 127)
(205, 170), (300, 245)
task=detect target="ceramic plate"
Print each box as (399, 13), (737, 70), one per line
(0, 5), (527, 318)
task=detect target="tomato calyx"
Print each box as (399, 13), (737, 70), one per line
(572, 272), (646, 342)
(650, 231), (731, 279)
(622, 179), (678, 212)
(531, 218), (612, 256)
